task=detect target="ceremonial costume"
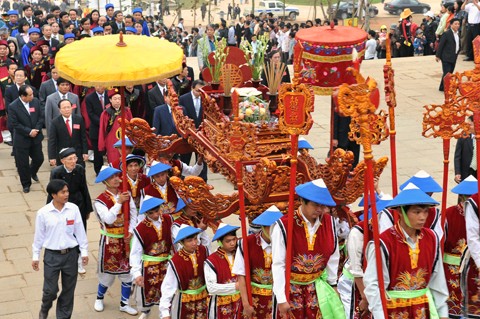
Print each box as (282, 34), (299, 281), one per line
(141, 162), (178, 213)
(205, 224), (241, 319)
(98, 105), (133, 164)
(121, 154), (149, 210)
(172, 199), (210, 252)
(363, 184), (449, 319)
(271, 179), (344, 319)
(160, 226), (209, 319)
(25, 54), (50, 90)
(464, 190), (480, 316)
(93, 167), (138, 315)
(130, 196), (174, 313)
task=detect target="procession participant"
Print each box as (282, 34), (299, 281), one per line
(363, 183), (449, 319)
(159, 225), (209, 319)
(337, 195), (392, 319)
(110, 136), (135, 169)
(98, 88), (133, 164)
(21, 27), (41, 67)
(172, 198), (210, 251)
(158, 152), (204, 178)
(130, 195), (174, 319)
(6, 10), (19, 36)
(443, 176), (475, 317)
(64, 33), (75, 44)
(463, 179), (480, 316)
(0, 40), (13, 145)
(379, 170), (443, 237)
(93, 165), (138, 315)
(271, 179), (344, 318)
(125, 26), (136, 35)
(25, 45), (50, 91)
(141, 161), (178, 213)
(205, 223), (241, 319)
(232, 205), (282, 319)
(298, 136), (313, 155)
(121, 154), (149, 210)
(92, 26), (104, 36)
(105, 3), (115, 22)
(49, 147), (92, 273)
(131, 8), (150, 36)
(32, 179), (88, 319)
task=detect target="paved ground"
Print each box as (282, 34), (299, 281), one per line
(0, 55), (474, 318)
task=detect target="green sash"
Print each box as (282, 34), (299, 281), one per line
(217, 290), (240, 296)
(100, 229), (124, 238)
(443, 253), (461, 266)
(141, 254), (171, 262)
(291, 271), (346, 319)
(342, 267), (354, 281)
(387, 288), (439, 319)
(180, 285), (206, 295)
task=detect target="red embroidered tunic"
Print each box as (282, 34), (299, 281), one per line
(465, 194), (480, 316)
(240, 233), (273, 319)
(141, 181), (178, 213)
(277, 211), (337, 318)
(95, 192), (130, 274)
(133, 214), (174, 307)
(125, 173), (150, 209)
(443, 204), (467, 317)
(379, 224), (439, 318)
(205, 248), (241, 319)
(170, 245), (209, 319)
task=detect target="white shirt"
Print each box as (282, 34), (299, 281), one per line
(465, 200), (480, 268)
(232, 234), (271, 276)
(363, 227), (449, 319)
(465, 3), (480, 24)
(158, 84), (166, 95)
(58, 91), (68, 100)
(453, 30), (460, 54)
(271, 208), (340, 304)
(191, 92), (201, 117)
(159, 261), (178, 318)
(93, 190), (137, 233)
(180, 161), (203, 176)
(32, 201), (88, 260)
(345, 226), (365, 277)
(130, 216), (163, 279)
(63, 115), (72, 131)
(365, 38), (377, 60)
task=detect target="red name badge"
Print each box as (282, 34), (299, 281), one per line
(73, 124), (80, 129)
(29, 107), (35, 112)
(66, 219), (74, 225)
(72, 104), (77, 109)
(52, 47), (57, 51)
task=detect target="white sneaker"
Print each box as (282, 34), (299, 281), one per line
(138, 312), (149, 319)
(119, 305), (138, 315)
(78, 263), (86, 274)
(94, 299), (104, 312)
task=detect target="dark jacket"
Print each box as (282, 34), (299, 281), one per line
(436, 28), (459, 64)
(8, 97), (44, 148)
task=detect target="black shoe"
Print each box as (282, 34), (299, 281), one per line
(4, 141), (12, 146)
(464, 57), (474, 61)
(10, 151), (13, 156)
(23, 186), (30, 193)
(32, 174), (39, 182)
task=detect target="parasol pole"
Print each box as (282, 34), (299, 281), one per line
(384, 34), (398, 198)
(285, 133), (298, 299)
(362, 175), (369, 263)
(230, 91), (253, 305)
(120, 85), (130, 252)
(474, 110), (480, 214)
(440, 138), (450, 232)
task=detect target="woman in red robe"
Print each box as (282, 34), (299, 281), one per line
(98, 88), (133, 164)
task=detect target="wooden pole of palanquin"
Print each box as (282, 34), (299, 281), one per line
(120, 86), (130, 252)
(384, 35), (398, 198)
(228, 90), (252, 304)
(278, 42), (315, 300)
(334, 69), (389, 316)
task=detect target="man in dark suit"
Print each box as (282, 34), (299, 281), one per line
(85, 86), (108, 175)
(455, 115), (476, 182)
(39, 66), (59, 110)
(48, 99), (88, 167)
(111, 10), (125, 34)
(147, 78), (167, 125)
(5, 68), (36, 134)
(18, 5), (41, 28)
(179, 79), (208, 181)
(152, 91), (178, 136)
(436, 18), (461, 92)
(40, 24), (60, 56)
(8, 85), (44, 193)
(333, 110), (360, 169)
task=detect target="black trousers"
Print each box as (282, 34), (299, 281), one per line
(41, 248), (79, 319)
(440, 60), (456, 91)
(466, 23), (480, 59)
(90, 138), (104, 175)
(14, 142), (43, 187)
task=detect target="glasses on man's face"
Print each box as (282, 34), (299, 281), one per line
(65, 155), (78, 161)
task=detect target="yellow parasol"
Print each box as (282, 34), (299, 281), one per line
(55, 34), (184, 86)
(55, 33), (184, 244)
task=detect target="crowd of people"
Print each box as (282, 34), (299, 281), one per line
(0, 0), (476, 318)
